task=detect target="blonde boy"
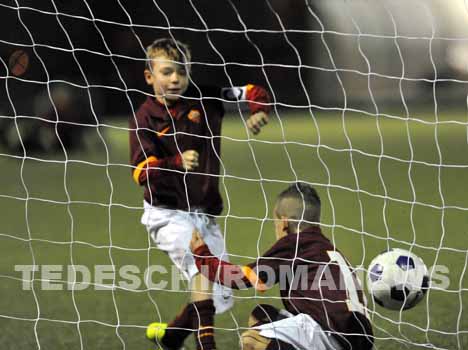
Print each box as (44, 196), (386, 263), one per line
(129, 38), (271, 350)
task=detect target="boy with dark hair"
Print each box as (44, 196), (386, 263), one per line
(191, 183), (374, 350)
(129, 37), (271, 350)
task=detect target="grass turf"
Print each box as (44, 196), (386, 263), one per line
(0, 110), (467, 349)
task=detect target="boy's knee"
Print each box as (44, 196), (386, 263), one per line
(190, 272), (212, 302)
(241, 330), (270, 350)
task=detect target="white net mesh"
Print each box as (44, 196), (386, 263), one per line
(1, 0), (467, 349)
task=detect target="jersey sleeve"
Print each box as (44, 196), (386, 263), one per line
(246, 237), (295, 286)
(193, 244), (268, 291)
(187, 84), (271, 115)
(220, 85), (272, 114)
(129, 111), (182, 185)
(193, 236), (294, 291)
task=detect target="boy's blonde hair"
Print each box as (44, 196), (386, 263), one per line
(145, 38), (191, 71)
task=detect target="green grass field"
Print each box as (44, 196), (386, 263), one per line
(1, 110), (467, 349)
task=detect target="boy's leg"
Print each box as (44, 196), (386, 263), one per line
(185, 213), (238, 349)
(142, 206), (221, 349)
(157, 273), (216, 350)
(242, 304), (295, 350)
(190, 273), (216, 350)
(200, 219), (233, 314)
(241, 330), (271, 350)
(148, 303), (194, 349)
(148, 288), (216, 350)
(255, 313), (343, 350)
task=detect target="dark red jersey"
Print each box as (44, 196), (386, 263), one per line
(129, 84), (270, 215)
(194, 227), (374, 350)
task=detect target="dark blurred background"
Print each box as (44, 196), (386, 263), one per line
(1, 0), (468, 151)
(0, 0), (317, 113)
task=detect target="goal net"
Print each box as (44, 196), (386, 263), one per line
(0, 0), (467, 349)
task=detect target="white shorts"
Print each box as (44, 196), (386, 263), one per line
(256, 311), (343, 350)
(141, 201), (233, 314)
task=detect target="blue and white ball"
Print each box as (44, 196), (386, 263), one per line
(367, 248), (429, 310)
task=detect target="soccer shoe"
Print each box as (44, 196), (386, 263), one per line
(146, 322), (168, 342)
(146, 322), (185, 350)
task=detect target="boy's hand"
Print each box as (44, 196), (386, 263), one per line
(247, 111), (269, 135)
(181, 150), (199, 171)
(190, 230), (206, 252)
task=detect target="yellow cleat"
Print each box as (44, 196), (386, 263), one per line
(146, 322), (168, 342)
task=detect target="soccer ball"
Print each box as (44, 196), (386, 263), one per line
(367, 248), (429, 310)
